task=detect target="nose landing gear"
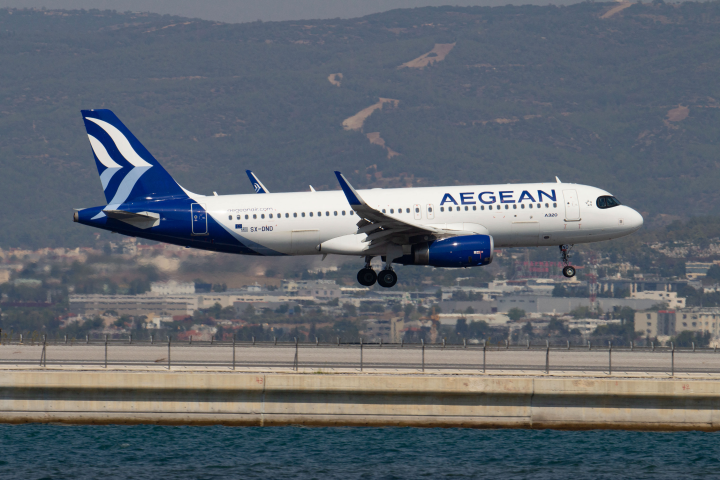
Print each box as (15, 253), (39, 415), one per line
(560, 244), (576, 278)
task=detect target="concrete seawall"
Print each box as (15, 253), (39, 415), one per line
(2, 370), (720, 430)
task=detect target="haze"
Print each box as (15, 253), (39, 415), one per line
(0, 0), (581, 23)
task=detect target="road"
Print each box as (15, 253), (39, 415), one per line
(2, 342), (719, 375)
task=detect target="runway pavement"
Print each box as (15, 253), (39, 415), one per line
(2, 342), (719, 376)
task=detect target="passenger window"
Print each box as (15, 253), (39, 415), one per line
(528, 204), (532, 209)
(406, 208), (410, 213)
(440, 207), (444, 212)
(505, 205), (509, 210)
(350, 211), (354, 215)
(342, 211), (346, 216)
(269, 214), (273, 219)
(286, 213), (290, 218)
(245, 215), (249, 220)
(465, 206), (468, 211)
(382, 209), (386, 213)
(261, 214), (265, 219)
(236, 215), (241, 220)
(428, 207), (432, 212)
(553, 203), (557, 208)
(480, 206), (484, 211)
(473, 206), (476, 211)
(537, 203), (541, 208)
(302, 212), (305, 217)
(456, 206), (460, 212)
(326, 211), (329, 216)
(415, 207), (419, 213)
(545, 203), (549, 208)
(390, 209), (394, 214)
(318, 212), (321, 217)
(521, 204), (525, 209)
(228, 215), (232, 220)
(334, 211), (338, 216)
(253, 214), (257, 219)
(309, 212), (313, 217)
(513, 204), (517, 209)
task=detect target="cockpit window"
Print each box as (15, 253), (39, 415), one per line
(596, 196), (621, 209)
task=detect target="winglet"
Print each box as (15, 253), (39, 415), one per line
(246, 170), (269, 193)
(334, 171), (364, 206)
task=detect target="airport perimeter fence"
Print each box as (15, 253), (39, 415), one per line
(2, 333), (720, 375)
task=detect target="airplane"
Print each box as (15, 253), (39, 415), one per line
(74, 109), (644, 288)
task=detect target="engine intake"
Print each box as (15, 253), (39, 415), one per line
(395, 234), (494, 268)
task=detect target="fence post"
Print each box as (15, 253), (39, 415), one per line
(608, 341), (612, 375)
(401, 339), (404, 348)
(671, 341), (675, 376)
(443, 338), (446, 349)
(293, 337), (298, 371)
(630, 340), (633, 351)
(316, 336), (319, 347)
(588, 340), (591, 351)
(505, 339), (508, 349)
(567, 340), (570, 350)
(232, 334), (236, 370)
(360, 337), (363, 372)
(167, 336), (171, 370)
(692, 342), (695, 352)
(129, 333), (132, 345)
(190, 335), (192, 345)
(86, 335), (89, 345)
(527, 338), (530, 350)
(483, 340), (487, 374)
(463, 338), (467, 349)
(40, 335), (46, 367)
(150, 334), (153, 345)
(336, 336), (339, 346)
(274, 336), (277, 346)
(64, 335), (67, 345)
(253, 336), (256, 346)
(545, 340), (550, 374)
(421, 338), (425, 372)
(104, 335), (108, 368)
(20, 333), (23, 344)
(380, 338), (383, 348)
(211, 335), (214, 346)
(652, 341), (655, 352)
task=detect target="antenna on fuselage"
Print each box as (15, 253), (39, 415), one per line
(555, 176), (562, 183)
(309, 185), (316, 192)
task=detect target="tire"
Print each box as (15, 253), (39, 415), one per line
(377, 269), (398, 288)
(562, 266), (576, 278)
(357, 268), (377, 286)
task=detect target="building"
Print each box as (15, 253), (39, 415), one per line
(686, 263), (714, 280)
(69, 294), (199, 316)
(630, 290), (685, 308)
(498, 295), (661, 314)
(363, 317), (405, 343)
(150, 280), (195, 295)
(635, 310), (676, 338)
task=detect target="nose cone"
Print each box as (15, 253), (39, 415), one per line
(626, 207), (643, 232)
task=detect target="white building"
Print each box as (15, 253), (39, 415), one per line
(630, 290), (685, 308)
(150, 280), (195, 295)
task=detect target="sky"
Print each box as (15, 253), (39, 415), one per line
(0, 0), (583, 23)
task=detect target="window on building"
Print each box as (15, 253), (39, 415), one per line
(647, 314), (651, 319)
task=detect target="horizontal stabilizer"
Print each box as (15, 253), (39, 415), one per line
(104, 210), (160, 229)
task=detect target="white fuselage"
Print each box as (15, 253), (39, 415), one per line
(195, 182), (643, 256)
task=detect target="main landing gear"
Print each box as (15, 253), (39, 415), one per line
(560, 244), (576, 278)
(357, 256), (397, 288)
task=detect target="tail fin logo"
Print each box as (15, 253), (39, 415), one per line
(84, 116), (153, 216)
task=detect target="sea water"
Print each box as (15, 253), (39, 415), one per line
(1, 425), (718, 479)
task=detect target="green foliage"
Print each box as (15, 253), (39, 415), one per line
(671, 330), (711, 348)
(507, 308), (525, 321)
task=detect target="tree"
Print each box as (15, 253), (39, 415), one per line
(552, 285), (569, 297)
(672, 330), (712, 348)
(507, 308), (526, 321)
(455, 318), (468, 336)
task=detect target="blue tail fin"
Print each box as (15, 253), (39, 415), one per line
(81, 109), (187, 207)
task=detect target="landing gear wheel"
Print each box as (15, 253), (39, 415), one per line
(377, 270), (398, 288)
(562, 266), (576, 278)
(357, 268), (377, 286)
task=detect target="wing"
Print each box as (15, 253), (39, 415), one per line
(246, 170), (270, 194)
(334, 171), (447, 249)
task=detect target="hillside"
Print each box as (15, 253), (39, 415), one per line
(1, 3), (720, 248)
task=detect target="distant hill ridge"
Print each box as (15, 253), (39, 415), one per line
(1, 2), (720, 247)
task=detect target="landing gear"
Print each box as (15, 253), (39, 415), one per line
(357, 268), (377, 286)
(377, 270), (398, 288)
(562, 266), (576, 278)
(560, 244), (576, 278)
(357, 256), (377, 286)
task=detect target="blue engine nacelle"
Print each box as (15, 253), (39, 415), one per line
(394, 235), (494, 268)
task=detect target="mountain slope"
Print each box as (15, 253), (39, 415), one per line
(1, 3), (720, 247)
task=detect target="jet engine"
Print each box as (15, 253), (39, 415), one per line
(394, 234), (494, 268)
